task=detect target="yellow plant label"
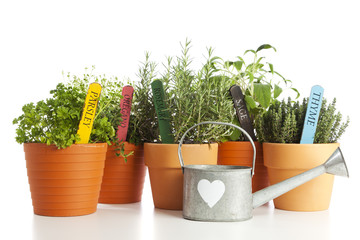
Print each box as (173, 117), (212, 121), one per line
(75, 82), (102, 144)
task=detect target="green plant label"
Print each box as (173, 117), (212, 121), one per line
(300, 85), (324, 144)
(229, 85), (257, 141)
(76, 83), (102, 144)
(117, 85), (134, 141)
(151, 80), (174, 144)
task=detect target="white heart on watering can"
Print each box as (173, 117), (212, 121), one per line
(197, 179), (225, 208)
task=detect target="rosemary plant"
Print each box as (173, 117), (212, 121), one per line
(128, 40), (235, 144)
(161, 40), (234, 143)
(127, 53), (160, 145)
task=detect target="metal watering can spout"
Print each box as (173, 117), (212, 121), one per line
(178, 121), (349, 222)
(252, 147), (349, 209)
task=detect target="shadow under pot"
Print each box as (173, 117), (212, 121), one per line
(98, 142), (146, 204)
(263, 142), (340, 211)
(24, 143), (107, 217)
(144, 143), (218, 210)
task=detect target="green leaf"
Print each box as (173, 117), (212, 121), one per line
(244, 95), (257, 110)
(247, 71), (254, 83)
(274, 71), (285, 80)
(256, 57), (265, 65)
(233, 61), (243, 71)
(244, 49), (256, 55)
(229, 118), (241, 141)
(224, 61), (233, 68)
(274, 84), (282, 99)
(253, 83), (271, 108)
(291, 87), (300, 98)
(256, 44), (277, 53)
(268, 63), (274, 74)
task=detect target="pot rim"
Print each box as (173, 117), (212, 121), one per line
(144, 142), (218, 146)
(263, 142), (340, 169)
(24, 142), (108, 154)
(263, 142), (339, 146)
(184, 164), (252, 172)
(24, 142), (107, 146)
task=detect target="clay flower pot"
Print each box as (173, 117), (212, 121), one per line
(263, 142), (339, 211)
(144, 143), (218, 210)
(24, 143), (107, 217)
(218, 141), (269, 192)
(98, 142), (146, 204)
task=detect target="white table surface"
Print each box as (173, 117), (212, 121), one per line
(2, 149), (358, 240)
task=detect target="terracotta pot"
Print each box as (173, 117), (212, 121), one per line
(98, 142), (146, 204)
(218, 141), (269, 192)
(263, 143), (339, 211)
(144, 143), (218, 210)
(24, 143), (107, 217)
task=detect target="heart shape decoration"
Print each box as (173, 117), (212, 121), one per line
(197, 179), (225, 208)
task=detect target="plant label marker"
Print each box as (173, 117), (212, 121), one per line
(229, 85), (257, 141)
(300, 85), (324, 144)
(117, 85), (134, 141)
(76, 83), (102, 144)
(151, 80), (174, 144)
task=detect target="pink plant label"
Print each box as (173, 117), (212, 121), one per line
(116, 85), (134, 141)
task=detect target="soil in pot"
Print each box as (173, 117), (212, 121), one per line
(24, 143), (107, 217)
(263, 142), (339, 211)
(218, 141), (269, 192)
(98, 142), (146, 204)
(144, 143), (218, 210)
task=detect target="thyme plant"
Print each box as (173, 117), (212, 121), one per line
(255, 97), (349, 143)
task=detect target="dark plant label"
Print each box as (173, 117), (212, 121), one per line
(76, 82), (102, 144)
(300, 85), (324, 144)
(229, 85), (257, 141)
(151, 80), (174, 144)
(117, 85), (134, 141)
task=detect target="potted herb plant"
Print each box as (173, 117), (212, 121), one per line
(217, 44), (299, 192)
(141, 41), (234, 210)
(13, 71), (120, 216)
(61, 69), (147, 204)
(255, 97), (349, 211)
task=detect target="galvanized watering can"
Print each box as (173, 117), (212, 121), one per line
(178, 121), (349, 222)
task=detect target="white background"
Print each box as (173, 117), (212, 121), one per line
(1, 1), (359, 239)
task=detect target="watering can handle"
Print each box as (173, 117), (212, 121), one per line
(177, 121), (257, 177)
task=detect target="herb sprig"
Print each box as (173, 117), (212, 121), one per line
(254, 97), (349, 143)
(128, 40), (235, 144)
(13, 67), (124, 149)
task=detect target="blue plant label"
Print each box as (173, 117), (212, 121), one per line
(300, 85), (324, 144)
